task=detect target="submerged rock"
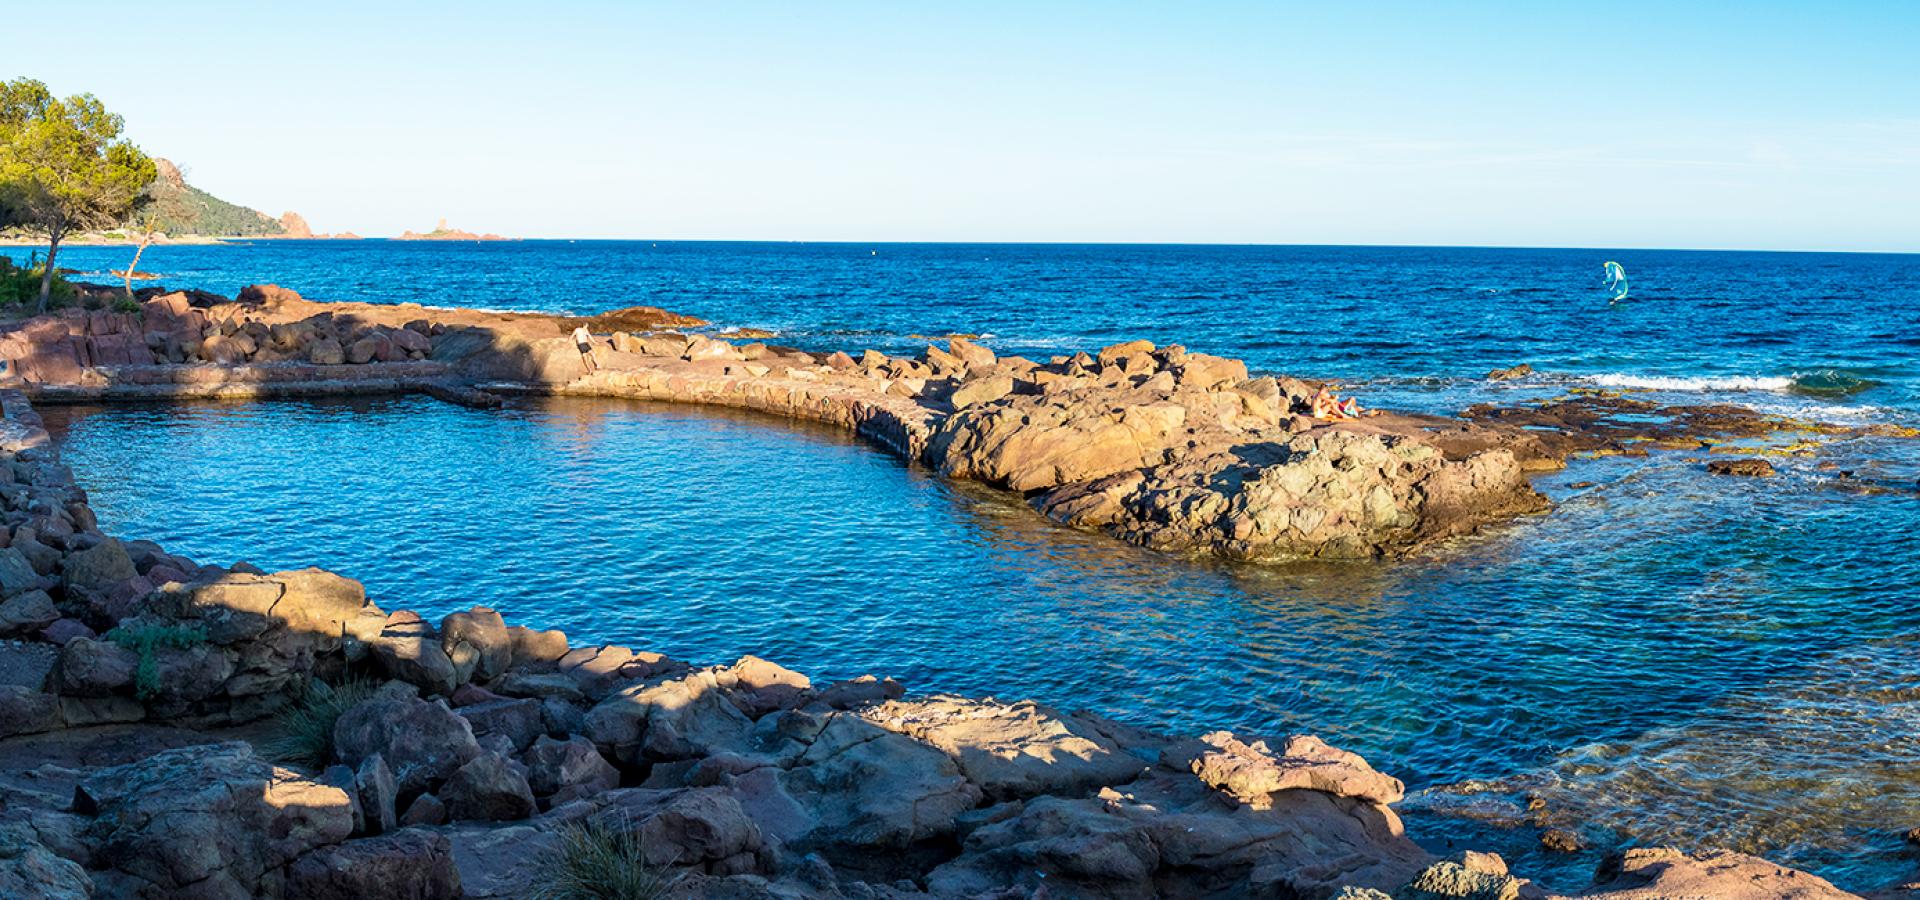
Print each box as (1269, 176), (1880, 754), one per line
(1707, 457), (1777, 477)
(1570, 847), (1858, 899)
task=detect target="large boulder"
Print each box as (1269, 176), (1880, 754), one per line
(0, 547), (45, 599)
(76, 741), (354, 898)
(333, 693), (482, 795)
(860, 696), (1146, 800)
(0, 589), (58, 635)
(928, 391), (1194, 492)
(950, 374), (1017, 410)
(948, 337), (997, 369)
(0, 685), (61, 738)
(285, 828), (461, 900)
(717, 655), (811, 718)
(47, 637), (137, 696)
(1040, 430), (1545, 562)
(927, 768), (1428, 899)
(147, 567), (368, 645)
(308, 337), (346, 365)
(60, 537), (136, 594)
(585, 667), (755, 764)
(505, 625), (569, 671)
(366, 611), (459, 695)
(1188, 731), (1404, 809)
(441, 606), (511, 684)
(772, 711), (982, 849)
(523, 734), (620, 802)
(439, 752), (537, 822)
(457, 697), (545, 752)
(559, 644), (685, 701)
(596, 787), (771, 876)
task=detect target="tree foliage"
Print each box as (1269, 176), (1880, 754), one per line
(146, 172), (286, 237)
(0, 77), (156, 309)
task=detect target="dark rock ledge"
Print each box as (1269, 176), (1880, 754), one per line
(0, 384), (1868, 898)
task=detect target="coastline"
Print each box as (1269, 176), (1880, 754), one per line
(0, 283), (1896, 898)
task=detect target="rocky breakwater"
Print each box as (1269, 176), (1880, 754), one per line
(0, 283), (701, 400)
(560, 332), (1549, 561)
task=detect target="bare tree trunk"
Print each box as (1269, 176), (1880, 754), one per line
(36, 228), (63, 314)
(124, 228), (154, 298)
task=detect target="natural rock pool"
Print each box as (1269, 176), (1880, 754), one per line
(41, 394), (1920, 891)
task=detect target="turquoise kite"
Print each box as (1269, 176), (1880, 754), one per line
(1603, 261), (1628, 303)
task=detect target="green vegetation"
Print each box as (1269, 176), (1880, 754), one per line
(103, 621), (210, 701)
(264, 675), (377, 769)
(0, 254), (75, 308)
(144, 161), (286, 237)
(0, 78), (156, 311)
(529, 816), (676, 900)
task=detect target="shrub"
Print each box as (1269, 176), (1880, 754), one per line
(103, 621), (210, 700)
(0, 254), (76, 308)
(265, 675), (377, 769)
(528, 816), (676, 900)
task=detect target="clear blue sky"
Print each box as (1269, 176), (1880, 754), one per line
(9, 2), (1917, 249)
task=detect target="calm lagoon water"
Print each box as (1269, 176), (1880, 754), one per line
(21, 241), (1920, 890)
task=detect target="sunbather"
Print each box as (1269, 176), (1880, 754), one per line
(1312, 386), (1362, 420)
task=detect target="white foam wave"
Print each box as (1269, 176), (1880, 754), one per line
(1586, 373), (1795, 392)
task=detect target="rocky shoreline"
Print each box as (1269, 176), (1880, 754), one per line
(0, 285), (1895, 897)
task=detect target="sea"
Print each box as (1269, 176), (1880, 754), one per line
(11, 240), (1920, 892)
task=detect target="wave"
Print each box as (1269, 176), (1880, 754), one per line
(1586, 373), (1795, 392)
(1579, 370), (1880, 396)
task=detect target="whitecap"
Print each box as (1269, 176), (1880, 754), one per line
(1585, 373), (1795, 392)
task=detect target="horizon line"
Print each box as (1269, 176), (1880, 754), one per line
(215, 237), (1920, 256)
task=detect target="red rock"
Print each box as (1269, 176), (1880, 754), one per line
(237, 284), (305, 305)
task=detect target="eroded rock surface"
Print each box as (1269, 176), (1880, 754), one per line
(76, 741), (354, 897)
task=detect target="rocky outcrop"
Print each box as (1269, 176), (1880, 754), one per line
(0, 310), (1888, 897)
(1566, 847), (1859, 899)
(277, 211), (314, 239)
(75, 741), (354, 897)
(397, 219), (507, 241)
(560, 336), (1570, 560)
(284, 828), (460, 899)
(10, 288), (1854, 561)
(0, 824), (90, 899)
(333, 692), (483, 795)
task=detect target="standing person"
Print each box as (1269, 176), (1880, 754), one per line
(571, 325), (598, 374)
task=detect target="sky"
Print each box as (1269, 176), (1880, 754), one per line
(7, 2), (1918, 250)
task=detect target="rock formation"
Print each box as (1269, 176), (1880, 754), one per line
(397, 219), (508, 241)
(278, 211), (315, 239)
(0, 358), (1888, 896)
(2, 284), (1890, 562)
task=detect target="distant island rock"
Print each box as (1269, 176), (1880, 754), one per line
(397, 218), (509, 241)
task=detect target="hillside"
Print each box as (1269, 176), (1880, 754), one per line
(143, 159), (308, 238)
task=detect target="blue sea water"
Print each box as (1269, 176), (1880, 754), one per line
(16, 240), (1920, 891)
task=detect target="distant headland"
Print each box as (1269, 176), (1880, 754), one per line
(0, 157), (501, 245)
